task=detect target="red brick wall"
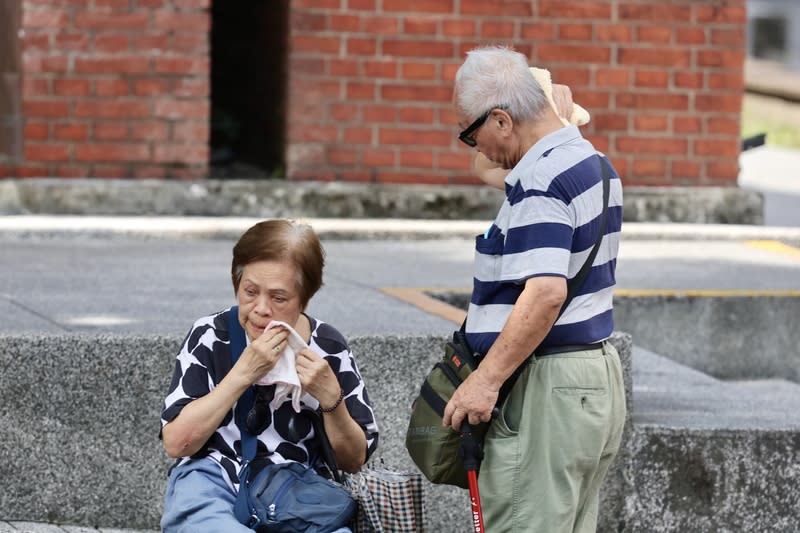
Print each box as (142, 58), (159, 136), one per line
(2, 0), (745, 186)
(287, 0), (746, 186)
(9, 0), (210, 179)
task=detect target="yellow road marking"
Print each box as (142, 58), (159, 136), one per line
(614, 288), (800, 298)
(381, 286), (800, 323)
(379, 287), (466, 324)
(744, 240), (800, 258)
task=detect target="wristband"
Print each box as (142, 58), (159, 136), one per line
(320, 388), (344, 413)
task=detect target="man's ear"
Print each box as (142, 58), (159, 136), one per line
(492, 108), (513, 134)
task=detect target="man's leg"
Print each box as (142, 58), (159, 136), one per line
(479, 347), (618, 533)
(573, 342), (627, 533)
(478, 362), (529, 531)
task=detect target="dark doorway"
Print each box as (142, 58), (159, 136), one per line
(751, 16), (787, 62)
(0, 0), (22, 160)
(210, 0), (289, 178)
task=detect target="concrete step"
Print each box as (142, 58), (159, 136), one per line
(1, 333), (798, 531)
(633, 347), (800, 429)
(0, 178), (766, 225)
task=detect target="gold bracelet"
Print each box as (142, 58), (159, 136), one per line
(320, 388), (344, 413)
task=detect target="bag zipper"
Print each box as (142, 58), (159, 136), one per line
(266, 469), (299, 522)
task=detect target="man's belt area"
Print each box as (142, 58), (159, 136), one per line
(536, 342), (604, 357)
(493, 342), (606, 407)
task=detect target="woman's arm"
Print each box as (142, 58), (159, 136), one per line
(161, 371), (250, 458)
(161, 327), (290, 458)
(295, 347), (369, 473)
(319, 395), (368, 473)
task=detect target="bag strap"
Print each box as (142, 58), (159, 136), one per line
(558, 154), (611, 317)
(309, 412), (344, 484)
(228, 307), (343, 482)
(228, 306), (258, 463)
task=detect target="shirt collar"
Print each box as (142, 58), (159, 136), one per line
(504, 125), (582, 188)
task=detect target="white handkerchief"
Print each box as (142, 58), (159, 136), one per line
(255, 320), (318, 412)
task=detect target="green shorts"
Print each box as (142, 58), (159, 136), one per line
(478, 342), (626, 533)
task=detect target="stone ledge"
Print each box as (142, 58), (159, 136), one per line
(0, 333), (630, 532)
(1, 333), (797, 531)
(615, 294), (800, 382)
(432, 291), (800, 383)
(0, 179), (764, 224)
(621, 185), (763, 224)
(622, 426), (800, 532)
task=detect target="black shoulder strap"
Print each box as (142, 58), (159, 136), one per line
(229, 307), (342, 480)
(557, 154), (611, 317)
(461, 154), (611, 334)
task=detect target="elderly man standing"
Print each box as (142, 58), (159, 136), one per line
(442, 46), (626, 533)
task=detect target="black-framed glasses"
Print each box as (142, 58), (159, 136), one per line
(458, 105), (508, 147)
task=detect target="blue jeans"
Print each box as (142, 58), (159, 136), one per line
(161, 457), (352, 533)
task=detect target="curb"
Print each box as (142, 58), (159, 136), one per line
(0, 178), (765, 225)
(1, 216), (800, 244)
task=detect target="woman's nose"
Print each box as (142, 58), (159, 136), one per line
(253, 296), (271, 315)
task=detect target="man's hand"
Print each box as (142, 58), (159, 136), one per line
(473, 152), (510, 190)
(551, 84), (574, 122)
(442, 369), (500, 431)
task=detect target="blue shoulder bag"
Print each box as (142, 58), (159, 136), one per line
(228, 306), (356, 532)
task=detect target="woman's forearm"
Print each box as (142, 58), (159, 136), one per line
(321, 403), (368, 473)
(162, 372), (249, 458)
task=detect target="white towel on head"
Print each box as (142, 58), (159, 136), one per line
(529, 67), (591, 127)
(255, 320), (318, 412)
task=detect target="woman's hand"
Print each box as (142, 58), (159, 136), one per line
(235, 327), (290, 385)
(295, 347), (341, 409)
(296, 348), (367, 472)
(162, 327), (289, 459)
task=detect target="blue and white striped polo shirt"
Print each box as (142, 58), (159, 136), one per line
(465, 125), (623, 355)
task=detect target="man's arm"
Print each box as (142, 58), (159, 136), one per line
(551, 84), (574, 122)
(442, 275), (567, 430)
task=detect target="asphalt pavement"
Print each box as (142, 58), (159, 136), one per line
(1, 218), (800, 338)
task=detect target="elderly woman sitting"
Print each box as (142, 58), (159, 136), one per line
(160, 219), (378, 532)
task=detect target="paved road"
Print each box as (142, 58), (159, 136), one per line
(1, 219), (799, 337)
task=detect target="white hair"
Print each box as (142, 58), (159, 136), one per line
(454, 46), (548, 123)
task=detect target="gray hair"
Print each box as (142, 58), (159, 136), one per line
(454, 46), (549, 123)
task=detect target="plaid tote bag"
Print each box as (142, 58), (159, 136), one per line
(348, 464), (426, 532)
